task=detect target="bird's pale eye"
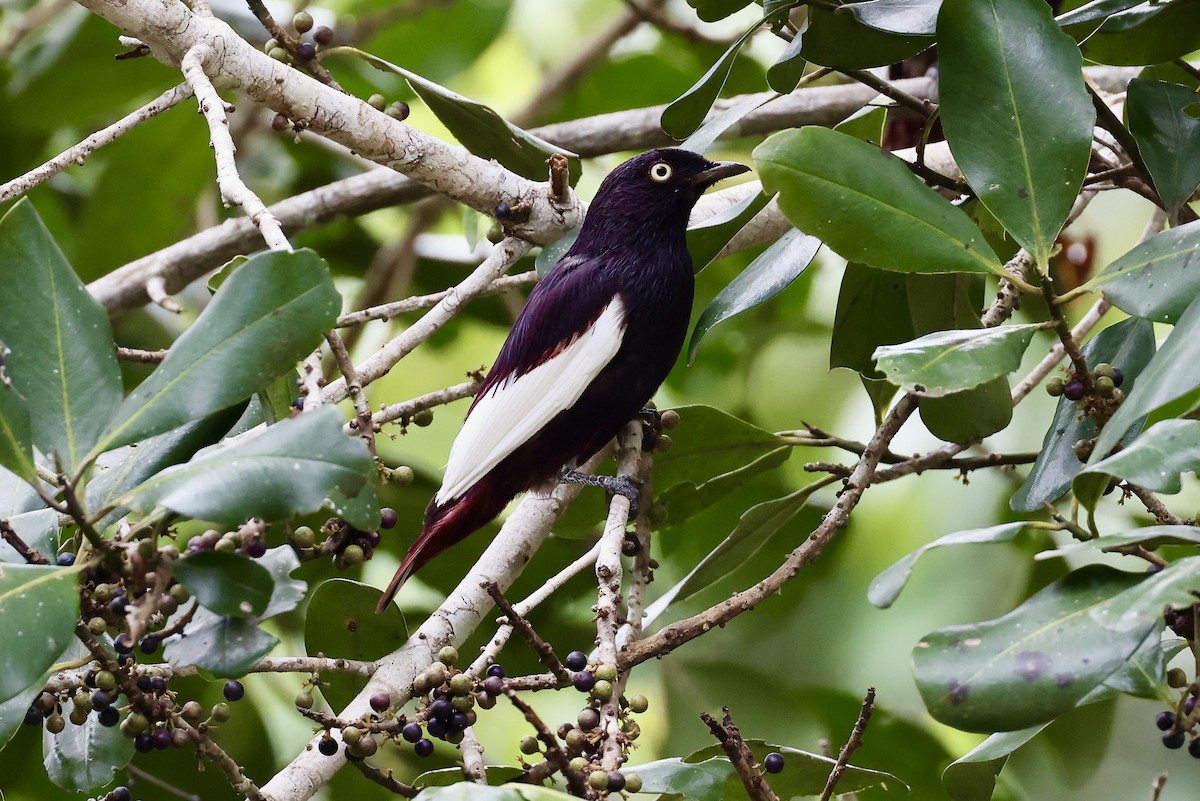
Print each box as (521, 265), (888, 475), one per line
(649, 162), (673, 183)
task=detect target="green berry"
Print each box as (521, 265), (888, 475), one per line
(519, 735), (540, 755)
(295, 691), (314, 709)
(451, 695), (474, 712)
(578, 707), (601, 730)
(340, 543), (365, 566)
(564, 728), (587, 752)
(123, 712), (149, 735)
(588, 770), (610, 791)
(46, 713), (66, 734)
(210, 702), (232, 723)
(263, 38), (279, 53)
(425, 662), (447, 686)
(292, 526), (315, 547)
(215, 535), (238, 554)
(1046, 377), (1065, 397)
(1094, 375), (1115, 398)
(437, 646), (459, 666)
(449, 673), (473, 696)
(413, 409), (435, 427)
(170, 583), (190, 603)
(292, 11), (314, 33)
(392, 466), (415, 485)
(352, 735), (378, 757)
(590, 680), (613, 701)
(342, 726), (362, 746)
(69, 705), (89, 726)
(655, 434), (673, 453)
(1168, 668), (1189, 688)
(1094, 363), (1114, 379)
(87, 616), (108, 635)
(627, 695), (649, 714)
(624, 773), (643, 793)
(594, 664), (617, 683)
(569, 756), (590, 774)
(96, 671), (117, 691)
(269, 47), (289, 62)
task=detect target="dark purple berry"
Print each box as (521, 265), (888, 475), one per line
(607, 771), (626, 792)
(152, 728), (173, 749)
(1164, 730), (1186, 749)
(140, 635), (160, 654)
(318, 736), (339, 756)
(312, 26), (334, 45)
(486, 664), (505, 679)
(134, 733), (154, 753)
(1186, 695), (1196, 715)
(450, 712), (470, 732)
(483, 676), (504, 696)
(1157, 711), (1177, 731)
(370, 692), (390, 713)
(380, 508), (398, 529)
(573, 671), (596, 692)
(296, 42), (317, 61)
(246, 539), (268, 558)
(150, 677), (168, 694)
(494, 201), (512, 219)
(92, 690), (113, 710)
(427, 718), (449, 738)
(565, 651), (587, 671)
(98, 707), (120, 727)
(224, 680), (245, 702)
(137, 676), (153, 692)
(56, 552), (75, 566)
(109, 597), (128, 616)
(415, 737), (434, 757)
(23, 705), (42, 726)
(1063, 379), (1085, 401)
(402, 722), (423, 743)
(1112, 368), (1124, 387)
(430, 698), (453, 721)
(764, 752), (785, 774)
(363, 529), (381, 547)
(1190, 737), (1200, 758)
(114, 634), (133, 654)
(111, 787), (132, 801)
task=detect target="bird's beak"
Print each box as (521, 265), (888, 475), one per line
(690, 161), (750, 188)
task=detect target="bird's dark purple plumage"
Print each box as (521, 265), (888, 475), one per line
(376, 148), (748, 611)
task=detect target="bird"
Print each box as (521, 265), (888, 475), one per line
(376, 148), (748, 612)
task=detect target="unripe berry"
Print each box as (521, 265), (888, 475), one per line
(392, 465), (415, 485)
(295, 691), (314, 709)
(577, 707), (601, 730)
(1046, 377), (1065, 397)
(624, 773), (643, 793)
(568, 756), (590, 774)
(182, 701), (204, 722)
(269, 47), (290, 62)
(69, 705), (89, 726)
(96, 671), (117, 691)
(292, 526), (316, 547)
(519, 735), (540, 754)
(386, 102), (410, 121)
(660, 409), (681, 430)
(342, 726), (363, 746)
(88, 616), (108, 635)
(437, 646), (459, 666)
(627, 695), (649, 714)
(1168, 668), (1188, 688)
(1093, 363), (1114, 379)
(588, 770), (610, 791)
(414, 409), (434, 427)
(449, 673), (474, 696)
(590, 680), (613, 701)
(46, 713), (66, 734)
(594, 664), (617, 683)
(264, 38), (279, 53)
(292, 10), (314, 32)
(340, 543), (365, 566)
(1094, 375), (1115, 398)
(367, 94), (387, 111)
(210, 702), (232, 723)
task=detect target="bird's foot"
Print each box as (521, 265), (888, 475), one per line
(636, 406), (662, 452)
(560, 469), (643, 519)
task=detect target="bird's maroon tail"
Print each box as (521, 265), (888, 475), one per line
(375, 478), (511, 613)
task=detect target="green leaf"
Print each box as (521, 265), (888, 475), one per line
(942, 726), (1044, 801)
(657, 446), (791, 528)
(648, 478), (833, 617)
(688, 228), (821, 364)
(1091, 557), (1200, 633)
(163, 608), (278, 677)
(173, 551), (274, 618)
(845, 0), (942, 34)
(799, 6), (933, 69)
(686, 0), (755, 22)
(1011, 317), (1155, 511)
(873, 324), (1041, 396)
(258, 545), (308, 619)
(938, 0), (1094, 270)
(414, 768), (526, 788)
(766, 35), (807, 93)
(662, 18), (764, 140)
(0, 199), (121, 469)
(1079, 1), (1200, 66)
(0, 509), (58, 564)
(1127, 79), (1200, 221)
(0, 565), (79, 703)
(869, 522), (1027, 609)
(304, 579), (408, 710)
(0, 674), (50, 750)
(1076, 420), (1200, 514)
(0, 373), (36, 485)
(913, 565), (1153, 732)
(121, 407), (371, 526)
(651, 405), (783, 493)
(920, 379), (1014, 444)
(1090, 294), (1200, 461)
(1082, 220), (1200, 324)
(332, 48), (580, 184)
(1055, 0), (1145, 27)
(634, 742), (901, 801)
(686, 191), (772, 272)
(43, 694), (133, 792)
(831, 263), (916, 378)
(417, 786), (526, 801)
(833, 105), (889, 145)
(1037, 525), (1200, 561)
(1101, 627), (1180, 699)
(755, 127), (1006, 278)
(98, 249), (341, 453)
(681, 93), (773, 156)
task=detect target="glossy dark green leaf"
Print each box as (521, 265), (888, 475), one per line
(0, 199), (121, 469)
(662, 19), (763, 140)
(1082, 220), (1200, 324)
(766, 35), (806, 93)
(1075, 419), (1200, 512)
(417, 786), (528, 801)
(686, 191), (772, 272)
(657, 446), (791, 528)
(325, 479), (381, 533)
(1080, 1), (1200, 66)
(651, 405), (783, 492)
(681, 94), (773, 155)
(173, 551), (273, 618)
(1011, 318), (1154, 511)
(874, 324), (1041, 396)
(257, 546), (307, 619)
(1054, 0), (1145, 27)
(304, 579), (408, 710)
(688, 228), (821, 364)
(686, 0), (755, 22)
(1091, 557), (1200, 633)
(0, 376), (36, 485)
(333, 48), (580, 184)
(913, 565), (1152, 732)
(942, 726), (1043, 801)
(755, 127), (1006, 277)
(414, 768), (525, 788)
(938, 0), (1094, 270)
(799, 6), (933, 69)
(634, 741), (900, 801)
(43, 694), (133, 792)
(1127, 79), (1200, 221)
(0, 508), (58, 564)
(1102, 627), (1180, 699)
(869, 522), (1027, 609)
(0, 463), (42, 519)
(831, 263), (915, 378)
(97, 249), (341, 453)
(845, 0), (942, 34)
(163, 609), (278, 677)
(648, 478), (833, 616)
(832, 105), (888, 144)
(0, 565), (79, 703)
(1037, 525), (1200, 561)
(0, 674), (49, 750)
(121, 407), (371, 526)
(1090, 295), (1200, 460)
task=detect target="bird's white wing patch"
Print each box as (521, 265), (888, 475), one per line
(435, 298), (627, 505)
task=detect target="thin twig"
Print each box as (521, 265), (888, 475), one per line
(504, 689), (588, 795)
(324, 330), (377, 457)
(484, 583), (571, 683)
(0, 519), (50, 564)
(1127, 485), (1187, 526)
(368, 378), (482, 432)
(337, 272), (538, 327)
(177, 719), (265, 800)
(820, 687), (876, 801)
(116, 346), (168, 364)
(125, 763), (202, 801)
(702, 707), (780, 801)
(346, 759), (419, 797)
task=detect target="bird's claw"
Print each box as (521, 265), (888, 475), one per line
(605, 475), (643, 519)
(636, 406), (663, 452)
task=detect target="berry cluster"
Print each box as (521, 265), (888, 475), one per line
(288, 508), (396, 571)
(1046, 362), (1124, 404)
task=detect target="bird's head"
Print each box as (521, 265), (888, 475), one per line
(581, 148), (750, 240)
